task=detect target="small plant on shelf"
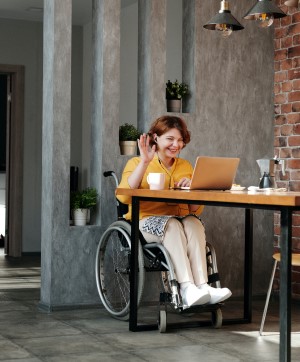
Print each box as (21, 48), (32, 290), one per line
(119, 123), (141, 155)
(165, 80), (189, 113)
(71, 187), (99, 226)
(166, 79), (189, 100)
(71, 187), (99, 210)
(119, 123), (141, 141)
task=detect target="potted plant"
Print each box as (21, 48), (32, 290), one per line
(119, 123), (141, 155)
(166, 79), (189, 113)
(71, 187), (99, 226)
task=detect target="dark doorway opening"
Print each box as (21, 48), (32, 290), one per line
(0, 74), (7, 173)
(0, 65), (24, 257)
(0, 74), (9, 251)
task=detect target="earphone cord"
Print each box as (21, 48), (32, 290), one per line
(158, 157), (176, 188)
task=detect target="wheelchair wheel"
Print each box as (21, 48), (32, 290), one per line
(95, 220), (145, 320)
(212, 308), (222, 328)
(158, 310), (167, 333)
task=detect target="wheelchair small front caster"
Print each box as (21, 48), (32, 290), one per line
(158, 309), (167, 333)
(212, 308), (222, 328)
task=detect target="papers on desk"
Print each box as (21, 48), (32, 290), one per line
(247, 186), (287, 194)
(230, 185), (246, 191)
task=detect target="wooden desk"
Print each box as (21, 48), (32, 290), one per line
(116, 188), (300, 362)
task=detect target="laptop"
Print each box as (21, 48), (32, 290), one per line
(175, 156), (240, 190)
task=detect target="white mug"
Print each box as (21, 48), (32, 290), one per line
(147, 173), (165, 190)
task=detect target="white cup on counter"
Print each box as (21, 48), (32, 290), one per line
(147, 173), (165, 190)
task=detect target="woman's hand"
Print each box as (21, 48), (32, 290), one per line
(127, 134), (156, 189)
(176, 177), (202, 213)
(175, 177), (191, 188)
(137, 133), (156, 164)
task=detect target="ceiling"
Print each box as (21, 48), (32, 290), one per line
(0, 0), (137, 26)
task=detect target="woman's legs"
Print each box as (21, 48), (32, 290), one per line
(160, 218), (195, 284)
(181, 216), (232, 304)
(181, 216), (208, 286)
(140, 218), (195, 284)
(139, 217), (210, 306)
(140, 216), (231, 305)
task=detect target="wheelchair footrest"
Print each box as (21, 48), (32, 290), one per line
(179, 302), (223, 314)
(159, 292), (172, 304)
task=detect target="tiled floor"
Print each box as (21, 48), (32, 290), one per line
(0, 250), (299, 361)
(0, 249), (40, 291)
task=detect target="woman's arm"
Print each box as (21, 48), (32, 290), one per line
(189, 204), (204, 214)
(127, 133), (156, 189)
(127, 158), (150, 189)
(176, 175), (203, 214)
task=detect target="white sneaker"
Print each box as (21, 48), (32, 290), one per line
(198, 284), (232, 304)
(181, 284), (211, 307)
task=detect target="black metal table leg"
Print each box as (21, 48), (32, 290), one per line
(129, 196), (158, 332)
(280, 208), (292, 362)
(224, 208), (253, 326)
(129, 196), (139, 331)
(244, 208), (253, 322)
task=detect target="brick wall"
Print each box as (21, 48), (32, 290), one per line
(274, 0), (300, 299)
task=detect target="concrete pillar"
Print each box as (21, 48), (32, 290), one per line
(138, 0), (167, 131)
(40, 0), (122, 310)
(40, 0), (72, 307)
(90, 0), (103, 226)
(182, 0), (196, 114)
(91, 0), (121, 227)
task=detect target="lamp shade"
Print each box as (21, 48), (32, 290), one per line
(284, 0), (299, 7)
(203, 10), (244, 31)
(244, 0), (286, 20)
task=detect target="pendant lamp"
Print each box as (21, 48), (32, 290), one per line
(243, 0), (286, 28)
(284, 0), (300, 7)
(203, 0), (244, 38)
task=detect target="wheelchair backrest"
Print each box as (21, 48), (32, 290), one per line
(103, 170), (129, 218)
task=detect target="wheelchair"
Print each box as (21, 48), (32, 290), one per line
(95, 171), (224, 332)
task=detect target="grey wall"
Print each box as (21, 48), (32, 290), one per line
(120, 1), (138, 127)
(182, 1), (275, 295)
(0, 18), (83, 252)
(166, 0), (182, 82)
(118, 0), (183, 128)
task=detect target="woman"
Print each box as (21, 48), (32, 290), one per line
(117, 115), (231, 307)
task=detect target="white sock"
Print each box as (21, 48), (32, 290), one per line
(197, 283), (209, 289)
(180, 281), (191, 291)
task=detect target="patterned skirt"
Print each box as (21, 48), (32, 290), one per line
(141, 214), (202, 238)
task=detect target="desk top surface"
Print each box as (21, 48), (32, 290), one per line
(116, 188), (300, 207)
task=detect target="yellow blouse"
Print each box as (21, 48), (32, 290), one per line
(117, 155), (204, 220)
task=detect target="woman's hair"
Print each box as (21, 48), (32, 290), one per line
(148, 115), (191, 148)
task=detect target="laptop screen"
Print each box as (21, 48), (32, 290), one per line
(184, 156), (240, 190)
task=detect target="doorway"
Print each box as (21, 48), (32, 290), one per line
(0, 74), (7, 251)
(0, 65), (24, 257)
